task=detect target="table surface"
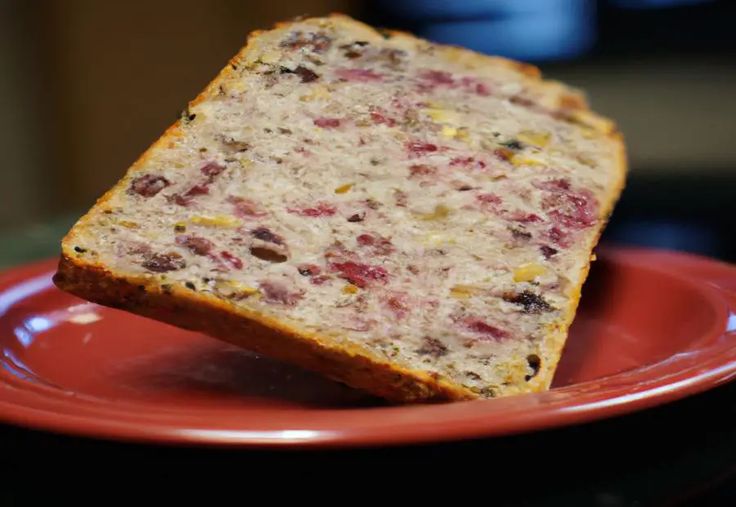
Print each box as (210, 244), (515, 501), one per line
(1, 216), (735, 505)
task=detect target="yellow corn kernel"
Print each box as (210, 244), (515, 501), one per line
(441, 126), (458, 138)
(423, 108), (448, 122)
(418, 204), (451, 221)
(299, 85), (330, 102)
(514, 263), (547, 283)
(450, 285), (482, 299)
(517, 130), (551, 148)
(216, 280), (259, 298)
(190, 215), (240, 228)
(455, 127), (470, 141)
(511, 155), (545, 168)
(342, 284), (359, 294)
(259, 50), (282, 64)
(334, 183), (354, 194)
(119, 220), (139, 229)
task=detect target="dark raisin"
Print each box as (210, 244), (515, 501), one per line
(180, 107), (196, 123)
(251, 227), (284, 245)
(457, 185), (473, 192)
(176, 235), (214, 256)
(510, 228), (532, 240)
(293, 65), (319, 83)
(500, 139), (524, 150)
(503, 291), (554, 314)
(174, 224), (186, 233)
(250, 247), (287, 263)
(129, 174), (171, 198)
(278, 127), (292, 135)
(185, 281), (196, 291)
(465, 371), (482, 381)
(347, 212), (365, 223)
(142, 252), (186, 273)
(416, 336), (448, 358)
(540, 245), (558, 259)
(74, 246), (87, 253)
(525, 354), (542, 381)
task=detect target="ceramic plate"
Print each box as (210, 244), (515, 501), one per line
(0, 247), (734, 448)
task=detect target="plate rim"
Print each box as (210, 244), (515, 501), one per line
(0, 247), (734, 449)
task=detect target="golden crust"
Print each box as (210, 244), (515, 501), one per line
(54, 13), (627, 402)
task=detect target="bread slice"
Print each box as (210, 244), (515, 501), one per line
(53, 14), (626, 403)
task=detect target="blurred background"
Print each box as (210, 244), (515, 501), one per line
(1, 0), (734, 267)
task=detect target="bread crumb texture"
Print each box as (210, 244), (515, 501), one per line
(56, 15), (626, 402)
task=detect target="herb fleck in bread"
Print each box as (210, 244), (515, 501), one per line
(53, 14), (627, 402)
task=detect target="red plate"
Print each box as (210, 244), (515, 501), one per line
(0, 247), (735, 448)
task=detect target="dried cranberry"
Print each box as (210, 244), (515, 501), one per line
(220, 251), (243, 270)
(418, 69), (454, 85)
(541, 181), (597, 229)
(510, 212), (542, 223)
(335, 67), (383, 82)
(259, 280), (303, 305)
(280, 31), (332, 53)
(357, 233), (394, 255)
(142, 252), (186, 273)
(297, 264), (321, 277)
(313, 117), (341, 128)
(129, 174), (170, 197)
(539, 178), (571, 191)
(476, 193), (502, 209)
(540, 245), (558, 259)
(185, 184), (209, 197)
(293, 65), (319, 83)
(168, 194), (192, 207)
(200, 162), (225, 178)
(175, 235), (214, 256)
(310, 275), (331, 285)
(386, 294), (409, 319)
(287, 202), (337, 217)
(547, 226), (569, 247)
(406, 141), (439, 156)
(450, 157), (486, 170)
(330, 261), (389, 288)
(227, 196), (266, 218)
(459, 76), (491, 96)
(369, 108), (396, 127)
(409, 164), (437, 177)
(464, 318), (508, 340)
(474, 83), (491, 96)
(250, 227), (284, 245)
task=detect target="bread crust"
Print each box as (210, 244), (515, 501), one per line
(53, 13), (627, 402)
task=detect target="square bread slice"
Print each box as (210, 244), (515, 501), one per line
(53, 14), (627, 403)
